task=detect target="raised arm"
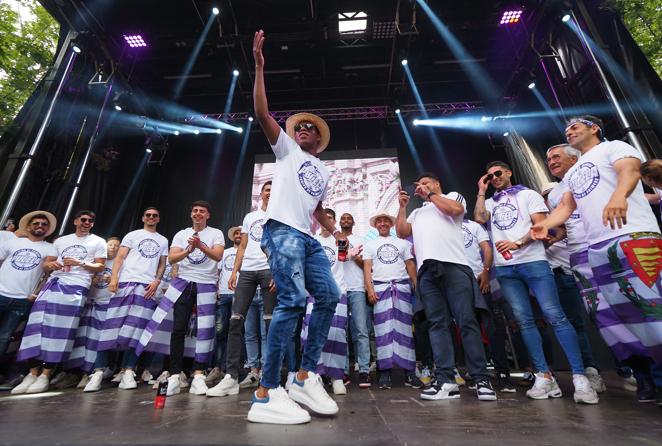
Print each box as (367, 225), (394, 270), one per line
(253, 30), (280, 145)
(395, 191), (412, 238)
(474, 174), (491, 224)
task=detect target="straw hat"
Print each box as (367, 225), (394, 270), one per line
(18, 210), (57, 237)
(285, 112), (330, 153)
(227, 226), (242, 241)
(369, 212), (396, 228)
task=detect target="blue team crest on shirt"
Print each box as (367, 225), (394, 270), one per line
(187, 241), (209, 265)
(61, 245), (88, 260)
(138, 238), (161, 258)
(462, 225), (474, 248)
(567, 162), (600, 198)
(94, 267), (113, 289)
(10, 248), (42, 271)
(249, 219), (265, 242)
(492, 203), (518, 230)
(570, 211), (581, 219)
(297, 161), (325, 197)
(377, 243), (399, 264)
(223, 253), (236, 271)
(323, 246), (336, 266)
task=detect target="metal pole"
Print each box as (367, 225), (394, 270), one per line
(59, 82), (114, 235)
(0, 47), (79, 226)
(570, 11), (649, 158)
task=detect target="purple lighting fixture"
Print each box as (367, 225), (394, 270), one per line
(500, 10), (523, 25)
(123, 34), (147, 48)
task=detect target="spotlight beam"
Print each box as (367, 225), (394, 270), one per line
(530, 88), (565, 133)
(107, 151), (151, 236)
(396, 112), (424, 173)
(225, 119), (254, 222)
(173, 14), (216, 100)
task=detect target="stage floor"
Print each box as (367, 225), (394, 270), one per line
(0, 372), (660, 445)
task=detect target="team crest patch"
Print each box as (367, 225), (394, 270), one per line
(62, 245), (88, 260)
(249, 219), (264, 242)
(462, 226), (473, 248)
(492, 203), (518, 230)
(138, 239), (161, 258)
(223, 254), (236, 271)
(10, 249), (42, 271)
(187, 241), (209, 265)
(568, 162), (600, 198)
(297, 161), (325, 197)
(620, 238), (662, 287)
(377, 244), (399, 264)
(323, 246), (336, 266)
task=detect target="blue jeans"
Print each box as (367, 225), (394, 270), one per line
(554, 270), (597, 369)
(214, 294), (233, 369)
(0, 295), (31, 355)
(347, 290), (372, 374)
(260, 220), (340, 389)
(496, 260), (584, 375)
(245, 292), (267, 369)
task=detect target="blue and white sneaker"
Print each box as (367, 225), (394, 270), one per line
(421, 382), (461, 400)
(247, 387), (311, 424)
(288, 372), (339, 415)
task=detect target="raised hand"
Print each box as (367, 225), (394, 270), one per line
(253, 30), (265, 68)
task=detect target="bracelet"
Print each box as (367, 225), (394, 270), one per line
(477, 194), (485, 197)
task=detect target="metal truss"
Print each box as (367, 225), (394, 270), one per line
(182, 102), (483, 124)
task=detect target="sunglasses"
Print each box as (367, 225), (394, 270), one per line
(484, 170), (504, 183)
(31, 221), (50, 227)
(79, 217), (95, 223)
(294, 122), (317, 133)
(144, 213), (160, 218)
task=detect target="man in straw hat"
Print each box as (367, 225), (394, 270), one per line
(247, 29), (344, 424)
(13, 210), (107, 394)
(397, 172), (496, 402)
(363, 211), (419, 390)
(0, 211), (57, 357)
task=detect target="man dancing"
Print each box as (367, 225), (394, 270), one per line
(247, 29), (344, 424)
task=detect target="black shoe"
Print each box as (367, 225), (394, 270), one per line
(496, 373), (516, 393)
(358, 373), (372, 389)
(476, 378), (497, 401)
(378, 372), (392, 390)
(636, 375), (656, 403)
(405, 373), (424, 389)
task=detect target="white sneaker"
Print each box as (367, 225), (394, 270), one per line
(584, 367), (606, 393)
(151, 371), (170, 389)
(118, 370), (137, 390)
(179, 371), (189, 389)
(573, 374), (599, 404)
(332, 379), (347, 395)
(102, 367), (114, 381)
(421, 383), (461, 400)
(111, 371), (124, 383)
(247, 387), (311, 425)
(285, 372), (296, 391)
(623, 375), (637, 392)
(26, 375), (50, 394)
(205, 367), (223, 385)
(526, 373), (563, 400)
(189, 374), (208, 395)
(11, 374), (37, 394)
(166, 374), (181, 396)
(84, 371), (104, 392)
(140, 369), (153, 383)
(207, 374), (239, 397)
(239, 371), (260, 389)
(288, 372), (339, 415)
(77, 374), (90, 389)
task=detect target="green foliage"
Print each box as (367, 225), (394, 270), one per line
(606, 0), (662, 77)
(0, 0), (59, 135)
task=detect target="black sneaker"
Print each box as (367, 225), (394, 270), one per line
(636, 375), (656, 403)
(405, 373), (424, 389)
(476, 378), (497, 401)
(358, 373), (372, 389)
(421, 382), (460, 400)
(496, 373), (516, 393)
(378, 372), (392, 390)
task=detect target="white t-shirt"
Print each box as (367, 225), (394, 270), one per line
(0, 230), (17, 249)
(267, 130), (330, 236)
(0, 237), (57, 300)
(315, 234), (346, 294)
(88, 258), (115, 301)
(363, 236), (413, 283)
(547, 184), (587, 254)
(51, 233), (107, 287)
(240, 209), (269, 271)
(407, 193), (468, 270)
(344, 234), (365, 292)
(462, 219), (490, 277)
(485, 188), (549, 266)
(171, 226), (225, 285)
(546, 239), (571, 273)
(218, 246), (237, 295)
(563, 140), (660, 244)
(118, 229), (169, 284)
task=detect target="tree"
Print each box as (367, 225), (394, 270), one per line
(0, 0), (59, 135)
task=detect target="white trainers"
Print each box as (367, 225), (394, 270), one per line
(239, 371), (260, 389)
(179, 371), (189, 389)
(140, 369), (154, 383)
(166, 374), (181, 396)
(77, 374), (90, 389)
(189, 374), (208, 395)
(84, 371), (104, 392)
(205, 367), (223, 385)
(526, 373), (563, 400)
(118, 370), (137, 390)
(421, 383), (461, 400)
(151, 371), (170, 389)
(207, 374), (239, 397)
(285, 371), (296, 391)
(332, 379), (347, 395)
(573, 374), (599, 404)
(288, 372), (339, 415)
(247, 387), (311, 425)
(26, 375), (50, 394)
(11, 374), (38, 394)
(111, 371), (124, 383)
(584, 367), (606, 393)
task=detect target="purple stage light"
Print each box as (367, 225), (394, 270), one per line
(499, 10), (523, 25)
(123, 34), (147, 48)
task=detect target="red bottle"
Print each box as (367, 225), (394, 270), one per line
(337, 239), (348, 262)
(502, 250), (513, 260)
(154, 381), (167, 409)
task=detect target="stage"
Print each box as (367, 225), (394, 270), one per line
(1, 372), (660, 445)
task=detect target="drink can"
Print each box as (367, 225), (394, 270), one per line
(502, 250), (513, 260)
(337, 239), (348, 262)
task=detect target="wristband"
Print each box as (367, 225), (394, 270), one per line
(477, 194), (485, 197)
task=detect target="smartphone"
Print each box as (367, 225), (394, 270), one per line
(403, 184), (416, 196)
